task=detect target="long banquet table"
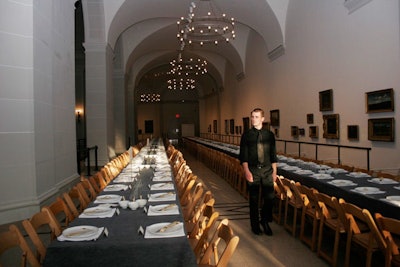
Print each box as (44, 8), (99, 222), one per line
(184, 136), (400, 220)
(43, 142), (197, 267)
(277, 156), (400, 220)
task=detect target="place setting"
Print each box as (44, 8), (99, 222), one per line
(94, 194), (123, 204)
(150, 182), (174, 191)
(328, 179), (357, 187)
(79, 206), (117, 218)
(148, 192), (176, 202)
(57, 225), (108, 242)
(381, 195), (400, 207)
(103, 184), (129, 192)
(368, 177), (399, 185)
(347, 172), (371, 178)
(147, 203), (179, 216)
(143, 221), (185, 239)
(351, 186), (385, 195)
(311, 173), (334, 180)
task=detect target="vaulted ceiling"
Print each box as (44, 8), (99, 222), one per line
(82, 0), (287, 101)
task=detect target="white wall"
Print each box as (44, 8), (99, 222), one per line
(0, 0), (77, 224)
(212, 0), (399, 172)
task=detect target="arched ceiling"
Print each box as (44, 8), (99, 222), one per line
(82, 0), (287, 102)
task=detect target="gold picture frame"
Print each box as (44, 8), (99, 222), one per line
(309, 126), (318, 138)
(366, 88), (394, 113)
(323, 114), (339, 139)
(368, 118), (394, 142)
(319, 89), (333, 111)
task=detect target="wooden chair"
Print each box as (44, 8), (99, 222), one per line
(316, 192), (346, 267)
(282, 179), (304, 236)
(298, 184), (321, 251)
(88, 175), (103, 194)
(22, 209), (62, 263)
(272, 176), (287, 225)
(43, 197), (74, 229)
(340, 201), (386, 267)
(183, 183), (205, 222)
(0, 224), (41, 267)
(190, 205), (219, 262)
(198, 219), (240, 267)
(179, 179), (196, 205)
(375, 213), (400, 267)
(62, 186), (88, 217)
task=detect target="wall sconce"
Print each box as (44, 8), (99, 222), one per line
(76, 109), (82, 122)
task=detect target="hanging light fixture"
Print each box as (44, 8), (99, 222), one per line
(169, 52), (208, 76)
(167, 78), (196, 91)
(177, 0), (235, 47)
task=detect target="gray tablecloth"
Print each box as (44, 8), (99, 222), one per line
(43, 168), (197, 267)
(278, 162), (400, 220)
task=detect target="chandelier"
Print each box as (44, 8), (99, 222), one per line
(177, 0), (235, 46)
(140, 93), (161, 103)
(169, 53), (208, 76)
(167, 78), (196, 90)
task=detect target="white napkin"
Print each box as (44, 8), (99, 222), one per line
(103, 184), (129, 191)
(153, 175), (172, 182)
(57, 227), (104, 242)
(79, 207), (116, 218)
(144, 222), (185, 239)
(150, 182), (174, 191)
(147, 204), (179, 216)
(148, 192), (176, 202)
(113, 176), (135, 183)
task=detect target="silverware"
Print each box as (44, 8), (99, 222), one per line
(157, 204), (176, 212)
(157, 221), (180, 233)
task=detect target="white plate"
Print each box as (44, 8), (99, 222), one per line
(95, 194), (122, 203)
(330, 179), (354, 186)
(151, 182), (174, 190)
(312, 173), (333, 179)
(146, 222), (183, 236)
(62, 225), (99, 239)
(83, 206), (113, 216)
(104, 184), (128, 191)
(349, 172), (370, 178)
(354, 187), (380, 193)
(294, 170), (314, 175)
(386, 195), (400, 201)
(149, 204), (178, 213)
(369, 178), (398, 184)
(148, 192), (176, 202)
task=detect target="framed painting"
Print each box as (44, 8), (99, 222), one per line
(270, 109), (280, 126)
(243, 117), (250, 131)
(299, 128), (305, 136)
(366, 88), (394, 113)
(307, 113), (314, 124)
(319, 89), (333, 111)
(347, 125), (359, 140)
(368, 118), (394, 142)
(224, 119), (229, 134)
(291, 126), (299, 138)
(230, 119), (235, 134)
(213, 120), (217, 133)
(309, 126), (318, 138)
(323, 114), (339, 139)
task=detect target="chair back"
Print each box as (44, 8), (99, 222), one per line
(44, 197), (74, 228)
(0, 224), (41, 267)
(22, 209), (61, 263)
(198, 219), (240, 267)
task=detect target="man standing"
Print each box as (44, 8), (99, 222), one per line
(239, 108), (278, 235)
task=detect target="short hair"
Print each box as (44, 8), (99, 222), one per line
(251, 108), (264, 117)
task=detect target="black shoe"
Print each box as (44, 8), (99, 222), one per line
(261, 222), (273, 236)
(251, 227), (262, 235)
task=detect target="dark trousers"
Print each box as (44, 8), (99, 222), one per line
(248, 169), (274, 230)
